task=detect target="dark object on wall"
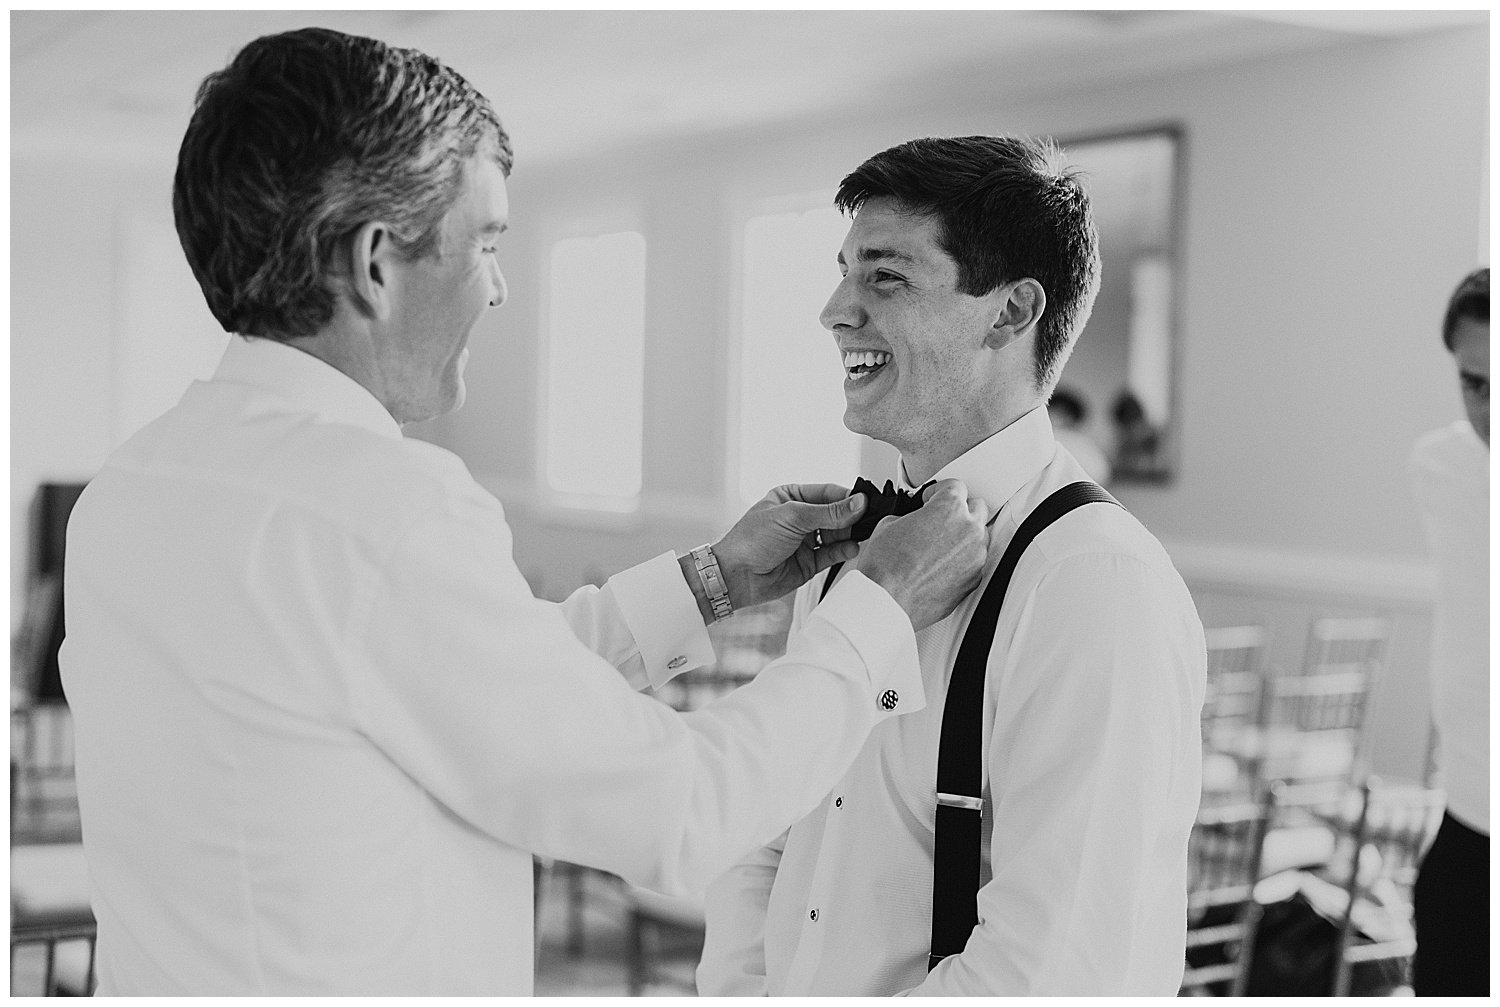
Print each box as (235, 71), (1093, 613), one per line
(33, 578), (68, 702)
(21, 482), (87, 702)
(31, 483), (86, 581)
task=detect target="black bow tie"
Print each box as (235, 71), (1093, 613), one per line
(848, 477), (935, 543)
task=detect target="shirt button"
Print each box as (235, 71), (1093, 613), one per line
(809, 908), (819, 922)
(880, 689), (899, 711)
(835, 796), (843, 808)
(668, 655), (687, 670)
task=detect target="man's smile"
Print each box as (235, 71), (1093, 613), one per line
(843, 349), (892, 382)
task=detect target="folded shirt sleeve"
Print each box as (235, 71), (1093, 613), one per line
(557, 551), (716, 692)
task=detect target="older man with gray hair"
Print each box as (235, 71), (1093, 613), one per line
(60, 27), (990, 995)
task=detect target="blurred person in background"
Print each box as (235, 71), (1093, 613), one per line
(1046, 384), (1112, 484)
(1408, 265), (1488, 996)
(57, 27), (992, 995)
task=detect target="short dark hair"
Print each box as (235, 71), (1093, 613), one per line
(173, 27), (512, 339)
(834, 135), (1101, 390)
(1442, 267), (1489, 351)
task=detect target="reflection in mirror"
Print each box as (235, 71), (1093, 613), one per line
(1052, 127), (1182, 483)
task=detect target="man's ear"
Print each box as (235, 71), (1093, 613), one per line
(984, 278), (1046, 351)
(340, 221), (396, 321)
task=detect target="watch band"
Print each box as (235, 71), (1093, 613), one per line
(690, 544), (734, 622)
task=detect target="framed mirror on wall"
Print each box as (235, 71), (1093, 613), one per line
(1051, 125), (1184, 484)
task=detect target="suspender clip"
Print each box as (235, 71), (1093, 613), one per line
(936, 792), (983, 814)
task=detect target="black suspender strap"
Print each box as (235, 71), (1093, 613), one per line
(812, 481), (1122, 971)
(927, 480), (1120, 972)
(817, 561), (844, 604)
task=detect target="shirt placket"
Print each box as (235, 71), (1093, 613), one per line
(781, 784), (850, 991)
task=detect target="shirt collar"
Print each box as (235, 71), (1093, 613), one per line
(211, 335), (403, 440)
(897, 405), (1057, 514)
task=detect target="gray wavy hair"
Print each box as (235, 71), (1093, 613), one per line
(173, 27), (512, 339)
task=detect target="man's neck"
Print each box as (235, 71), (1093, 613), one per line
(900, 399), (1042, 485)
(285, 323), (404, 424)
(901, 454), (954, 489)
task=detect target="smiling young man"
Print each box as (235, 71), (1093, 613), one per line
(58, 30), (993, 994)
(698, 136), (1207, 996)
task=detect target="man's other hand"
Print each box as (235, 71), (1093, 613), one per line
(711, 483), (868, 611)
(857, 479), (989, 631)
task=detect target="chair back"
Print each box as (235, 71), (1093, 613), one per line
(1202, 625), (1268, 741)
(1329, 777), (1446, 995)
(1268, 669), (1371, 734)
(1259, 616), (1390, 795)
(1205, 624), (1269, 677)
(1181, 790), (1275, 995)
(1299, 616), (1390, 678)
(10, 842), (97, 995)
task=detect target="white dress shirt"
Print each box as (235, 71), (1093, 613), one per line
(698, 406), (1206, 996)
(59, 335), (924, 995)
(1409, 420), (1489, 834)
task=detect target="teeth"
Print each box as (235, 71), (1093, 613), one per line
(842, 350), (892, 371)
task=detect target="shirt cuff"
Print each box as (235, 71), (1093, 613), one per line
(809, 569), (925, 720)
(607, 551), (716, 690)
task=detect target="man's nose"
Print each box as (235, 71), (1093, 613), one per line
(819, 276), (859, 331)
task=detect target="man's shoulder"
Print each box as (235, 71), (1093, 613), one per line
(94, 388), (489, 537)
(1029, 497), (1172, 570)
(1008, 478), (1187, 601)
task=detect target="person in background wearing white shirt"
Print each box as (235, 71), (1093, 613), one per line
(1409, 266), (1488, 996)
(58, 28), (992, 995)
(697, 135), (1206, 996)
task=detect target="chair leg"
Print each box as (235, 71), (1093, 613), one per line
(43, 938), (57, 996)
(626, 910), (647, 996)
(1229, 900), (1263, 996)
(1331, 942), (1353, 996)
(86, 935), (98, 994)
(532, 858), (543, 926)
(566, 864), (585, 956)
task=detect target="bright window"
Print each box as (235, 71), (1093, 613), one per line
(543, 231), (646, 502)
(735, 200), (861, 507)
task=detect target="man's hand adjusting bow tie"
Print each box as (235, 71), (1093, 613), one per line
(848, 477), (938, 543)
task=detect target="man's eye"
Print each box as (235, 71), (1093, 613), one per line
(871, 270), (903, 283)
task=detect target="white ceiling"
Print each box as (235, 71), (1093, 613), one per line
(10, 9), (1487, 168)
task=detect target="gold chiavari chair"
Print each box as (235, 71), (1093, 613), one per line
(1329, 776), (1445, 996)
(1199, 625), (1270, 805)
(1180, 786), (1276, 995)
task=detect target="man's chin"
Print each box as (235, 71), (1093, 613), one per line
(842, 404), (880, 440)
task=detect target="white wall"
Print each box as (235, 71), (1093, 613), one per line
(437, 25), (1487, 777)
(10, 26), (1487, 779)
(10, 152), (225, 625)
